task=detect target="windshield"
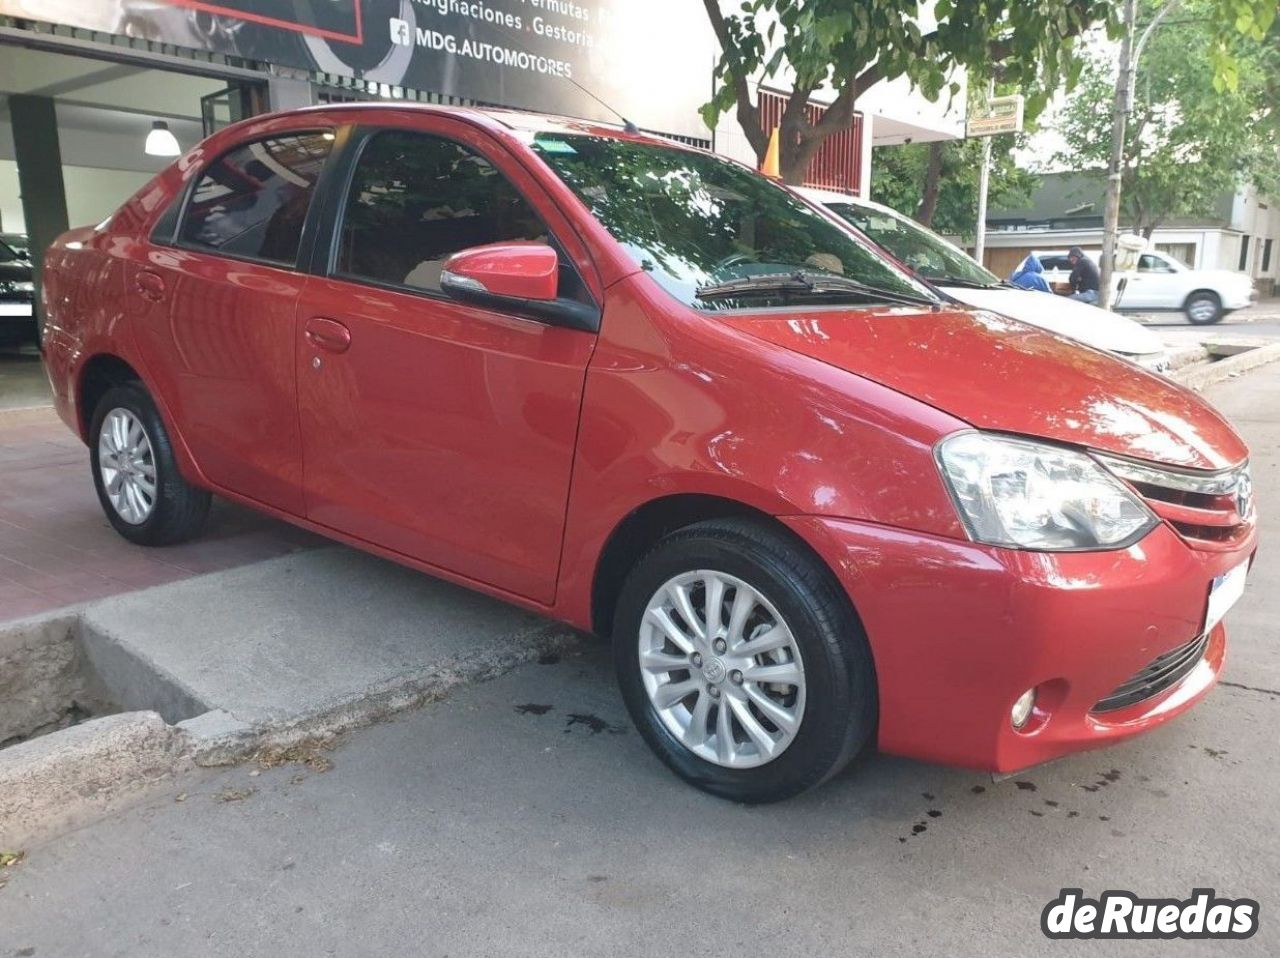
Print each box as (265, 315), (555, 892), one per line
(529, 134), (936, 310)
(0, 241), (17, 264)
(825, 201), (1000, 288)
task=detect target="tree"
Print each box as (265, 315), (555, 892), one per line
(1054, 0), (1279, 237)
(700, 0), (1280, 186)
(870, 135), (1037, 238)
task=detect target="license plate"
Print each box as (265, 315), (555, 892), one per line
(1203, 560), (1249, 634)
(0, 303), (33, 317)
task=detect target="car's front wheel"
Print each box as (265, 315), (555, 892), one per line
(613, 518), (876, 803)
(1185, 290), (1223, 325)
(90, 383), (211, 546)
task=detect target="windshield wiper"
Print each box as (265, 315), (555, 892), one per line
(933, 275), (1001, 290)
(695, 270), (938, 308)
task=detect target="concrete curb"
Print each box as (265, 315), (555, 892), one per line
(0, 710), (190, 849)
(1174, 342), (1280, 391)
(1164, 344), (1211, 373)
(181, 624), (588, 766)
(0, 593), (590, 847)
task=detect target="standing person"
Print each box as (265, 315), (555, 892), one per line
(1009, 253), (1053, 293)
(1067, 246), (1100, 304)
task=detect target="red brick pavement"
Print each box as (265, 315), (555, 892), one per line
(0, 406), (322, 622)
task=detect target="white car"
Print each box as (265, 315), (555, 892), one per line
(1036, 249), (1255, 325)
(795, 188), (1170, 372)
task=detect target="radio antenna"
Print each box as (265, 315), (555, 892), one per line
(491, 27), (641, 133)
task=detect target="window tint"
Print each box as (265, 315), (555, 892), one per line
(338, 130), (548, 293)
(180, 131), (333, 265)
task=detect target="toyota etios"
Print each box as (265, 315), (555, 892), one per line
(41, 105), (1256, 802)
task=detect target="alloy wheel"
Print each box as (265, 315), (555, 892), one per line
(98, 407), (157, 525)
(638, 570), (806, 769)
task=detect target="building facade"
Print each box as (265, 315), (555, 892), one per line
(2, 0), (965, 277)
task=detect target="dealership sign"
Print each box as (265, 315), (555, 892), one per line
(0, 0), (712, 137)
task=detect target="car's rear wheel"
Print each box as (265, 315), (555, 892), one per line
(1185, 290), (1223, 325)
(90, 383), (210, 546)
(613, 518), (876, 803)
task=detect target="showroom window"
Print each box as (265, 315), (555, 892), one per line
(179, 130), (334, 266)
(336, 130), (548, 294)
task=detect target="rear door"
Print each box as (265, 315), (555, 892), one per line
(130, 127), (335, 515)
(294, 118), (600, 603)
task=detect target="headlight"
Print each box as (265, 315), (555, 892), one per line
(935, 432), (1157, 550)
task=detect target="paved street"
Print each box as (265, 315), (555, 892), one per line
(0, 369), (1276, 957)
(1139, 296), (1280, 347)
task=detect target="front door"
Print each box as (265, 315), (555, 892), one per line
(295, 123), (597, 604)
(1120, 253), (1178, 310)
(129, 128), (335, 515)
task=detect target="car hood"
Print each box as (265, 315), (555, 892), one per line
(717, 305), (1246, 470)
(0, 260), (32, 283)
(941, 285), (1165, 356)
(1193, 269), (1253, 289)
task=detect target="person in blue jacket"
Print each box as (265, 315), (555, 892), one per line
(1009, 254), (1053, 293)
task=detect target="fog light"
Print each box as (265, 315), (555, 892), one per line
(1011, 688), (1037, 729)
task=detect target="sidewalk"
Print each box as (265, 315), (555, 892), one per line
(0, 405), (320, 621)
(0, 370), (1275, 957)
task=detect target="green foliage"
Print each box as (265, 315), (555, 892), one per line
(1053, 0), (1278, 233)
(870, 137), (1037, 239)
(703, 0), (1115, 132)
(702, 0), (1278, 184)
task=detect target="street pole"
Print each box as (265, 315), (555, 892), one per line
(1099, 0), (1139, 310)
(973, 81), (995, 266)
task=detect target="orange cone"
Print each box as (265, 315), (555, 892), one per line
(761, 126), (781, 178)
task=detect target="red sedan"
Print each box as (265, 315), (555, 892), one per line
(40, 105), (1256, 802)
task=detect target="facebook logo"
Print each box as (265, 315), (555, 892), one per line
(389, 18), (412, 46)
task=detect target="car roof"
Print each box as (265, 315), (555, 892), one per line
(282, 101), (680, 149)
(792, 185), (893, 214)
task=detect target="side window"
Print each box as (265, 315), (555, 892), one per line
(179, 131), (334, 266)
(337, 130), (549, 293)
(1138, 254), (1173, 273)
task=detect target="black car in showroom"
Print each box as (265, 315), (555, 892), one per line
(0, 237), (36, 347)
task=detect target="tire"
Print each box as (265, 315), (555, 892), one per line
(89, 382), (211, 546)
(613, 518), (877, 803)
(1185, 290), (1223, 325)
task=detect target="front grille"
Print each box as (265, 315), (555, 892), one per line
(1097, 455), (1253, 551)
(1092, 632), (1210, 713)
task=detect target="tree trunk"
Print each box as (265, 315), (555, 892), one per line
(780, 135), (825, 185)
(916, 142), (945, 226)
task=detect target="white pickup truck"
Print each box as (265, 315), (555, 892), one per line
(1036, 249), (1255, 325)
(797, 188), (1171, 372)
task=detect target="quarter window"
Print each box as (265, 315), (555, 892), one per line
(179, 131), (333, 266)
(337, 130), (549, 293)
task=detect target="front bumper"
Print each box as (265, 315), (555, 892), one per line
(1224, 287), (1256, 311)
(1126, 350), (1172, 375)
(785, 516), (1256, 773)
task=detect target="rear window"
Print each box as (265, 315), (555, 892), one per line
(179, 130), (334, 266)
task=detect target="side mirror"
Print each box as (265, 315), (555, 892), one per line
(440, 242), (598, 332)
(441, 242), (559, 302)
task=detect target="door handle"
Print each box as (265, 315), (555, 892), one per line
(134, 270), (166, 302)
(305, 316), (352, 354)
